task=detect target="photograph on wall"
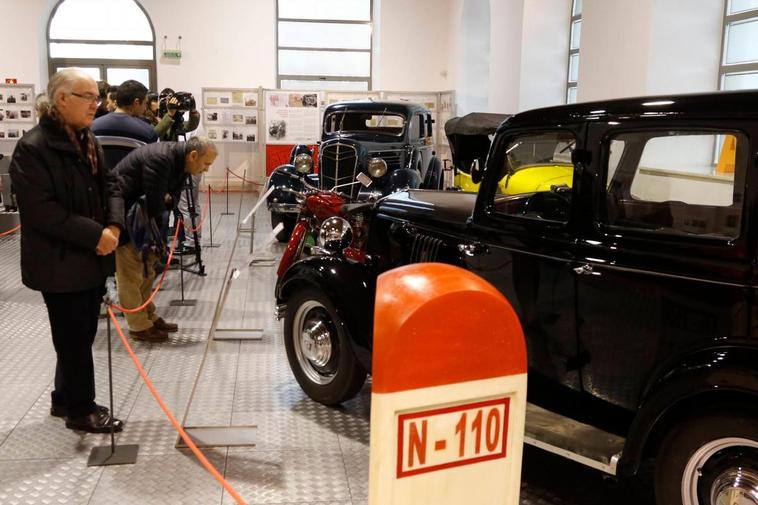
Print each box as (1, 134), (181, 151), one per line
(6, 110), (17, 120)
(232, 113), (244, 124)
(245, 130), (256, 143)
(265, 90), (321, 145)
(6, 94), (16, 104)
(20, 109), (31, 119)
(207, 128), (218, 140)
(7, 129), (19, 138)
(221, 129), (230, 140)
(0, 129), (5, 139)
(243, 92), (257, 107)
(232, 91), (244, 105)
(206, 111), (219, 123)
(19, 92), (29, 102)
(0, 109), (4, 121)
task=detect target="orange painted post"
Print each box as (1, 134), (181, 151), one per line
(368, 263), (527, 505)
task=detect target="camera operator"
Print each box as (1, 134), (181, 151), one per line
(156, 88), (200, 142)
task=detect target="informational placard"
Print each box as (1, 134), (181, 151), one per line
(325, 91), (381, 106)
(0, 83), (35, 144)
(264, 90), (321, 145)
(437, 91), (456, 148)
(201, 87), (259, 144)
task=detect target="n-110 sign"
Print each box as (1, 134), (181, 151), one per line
(396, 397), (510, 478)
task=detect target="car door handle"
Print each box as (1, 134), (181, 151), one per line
(573, 264), (594, 275)
(458, 242), (488, 257)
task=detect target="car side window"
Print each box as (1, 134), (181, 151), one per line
(604, 130), (745, 239)
(492, 130), (576, 223)
(409, 115), (421, 142)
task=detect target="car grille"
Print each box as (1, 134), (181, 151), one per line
(320, 143), (358, 198)
(371, 151), (403, 172)
(410, 234), (443, 263)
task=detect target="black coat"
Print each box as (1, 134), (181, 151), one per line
(106, 141), (188, 242)
(9, 115), (115, 293)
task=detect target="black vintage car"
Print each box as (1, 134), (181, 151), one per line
(276, 90), (758, 505)
(266, 100), (442, 241)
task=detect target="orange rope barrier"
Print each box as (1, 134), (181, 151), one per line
(183, 190), (211, 234)
(110, 220), (181, 314)
(225, 167), (263, 186)
(106, 307), (247, 505)
(0, 225), (20, 237)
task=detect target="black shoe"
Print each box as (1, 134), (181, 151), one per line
(65, 410), (124, 433)
(129, 326), (169, 342)
(51, 404), (109, 418)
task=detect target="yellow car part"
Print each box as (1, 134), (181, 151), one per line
(499, 164), (573, 195)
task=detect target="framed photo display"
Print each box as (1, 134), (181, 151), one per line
(201, 87), (259, 144)
(0, 83), (35, 144)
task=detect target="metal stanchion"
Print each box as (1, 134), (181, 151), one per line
(221, 169), (233, 216)
(170, 244), (197, 307)
(88, 288), (139, 467)
(204, 184), (220, 249)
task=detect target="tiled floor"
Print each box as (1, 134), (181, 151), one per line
(0, 192), (654, 504)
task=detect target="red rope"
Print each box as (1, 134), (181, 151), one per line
(226, 167), (263, 186)
(183, 190), (210, 234)
(0, 225), (20, 237)
(107, 307), (247, 504)
(110, 221), (181, 314)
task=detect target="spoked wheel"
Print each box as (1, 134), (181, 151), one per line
(284, 287), (366, 405)
(656, 411), (758, 505)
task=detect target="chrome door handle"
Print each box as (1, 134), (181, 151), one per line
(573, 264), (593, 275)
(458, 242), (488, 257)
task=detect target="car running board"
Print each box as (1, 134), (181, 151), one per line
(524, 403), (624, 475)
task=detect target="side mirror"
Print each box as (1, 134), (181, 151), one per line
(470, 158), (483, 184)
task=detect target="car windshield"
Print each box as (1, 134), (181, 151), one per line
(325, 111), (406, 136)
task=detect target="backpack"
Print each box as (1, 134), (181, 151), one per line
(126, 195), (165, 274)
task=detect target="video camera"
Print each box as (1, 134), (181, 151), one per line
(158, 90), (196, 116)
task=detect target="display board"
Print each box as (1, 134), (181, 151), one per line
(384, 91), (449, 146)
(324, 91), (381, 106)
(0, 83), (35, 152)
(201, 87), (259, 144)
(264, 90), (321, 145)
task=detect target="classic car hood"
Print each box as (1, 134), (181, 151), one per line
(376, 190), (477, 229)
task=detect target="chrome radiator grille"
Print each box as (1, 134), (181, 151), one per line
(320, 143), (358, 198)
(410, 234), (443, 263)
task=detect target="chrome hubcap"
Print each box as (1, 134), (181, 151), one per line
(712, 468), (758, 505)
(683, 438), (758, 505)
(292, 300), (336, 385)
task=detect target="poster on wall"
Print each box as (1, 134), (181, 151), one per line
(265, 90), (321, 145)
(385, 92), (440, 144)
(201, 87), (260, 144)
(437, 91), (456, 148)
(0, 84), (35, 146)
(325, 91), (381, 106)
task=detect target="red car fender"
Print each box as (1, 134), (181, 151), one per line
(277, 221), (308, 278)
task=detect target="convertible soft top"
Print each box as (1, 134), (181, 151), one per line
(445, 113), (510, 172)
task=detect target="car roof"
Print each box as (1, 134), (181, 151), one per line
(504, 89), (758, 130)
(324, 99), (430, 115)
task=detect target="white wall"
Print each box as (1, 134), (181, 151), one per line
(646, 0), (723, 95)
(374, 0), (452, 91)
(578, 0), (723, 102)
(0, 0), (56, 92)
(518, 0), (571, 112)
(487, 0), (525, 114)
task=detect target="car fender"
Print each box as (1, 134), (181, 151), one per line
(617, 344), (758, 477)
(266, 164), (301, 208)
(276, 255), (377, 371)
(386, 168), (422, 194)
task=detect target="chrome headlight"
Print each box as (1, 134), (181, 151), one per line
(367, 157), (388, 178)
(294, 153), (313, 174)
(317, 216), (353, 253)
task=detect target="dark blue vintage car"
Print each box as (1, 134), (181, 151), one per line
(266, 100), (442, 241)
(276, 90), (758, 505)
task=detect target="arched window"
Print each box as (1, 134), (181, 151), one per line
(47, 0), (156, 90)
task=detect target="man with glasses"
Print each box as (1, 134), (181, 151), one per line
(9, 68), (124, 434)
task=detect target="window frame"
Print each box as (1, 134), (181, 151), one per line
(46, 0), (157, 91)
(719, 1), (758, 90)
(276, 0), (373, 90)
(566, 0), (581, 104)
(600, 127), (747, 241)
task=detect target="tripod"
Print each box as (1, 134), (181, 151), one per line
(177, 174), (205, 276)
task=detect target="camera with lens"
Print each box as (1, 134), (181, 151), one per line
(158, 90), (196, 116)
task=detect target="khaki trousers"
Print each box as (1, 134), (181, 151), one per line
(115, 242), (159, 332)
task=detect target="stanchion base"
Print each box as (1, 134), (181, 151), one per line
(87, 444), (139, 466)
(176, 426), (257, 448)
(249, 256), (276, 267)
(237, 227), (252, 233)
(220, 212), (235, 216)
(203, 243), (222, 248)
(213, 328), (264, 340)
(170, 299), (198, 307)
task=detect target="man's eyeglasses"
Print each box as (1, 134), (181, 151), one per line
(70, 92), (101, 104)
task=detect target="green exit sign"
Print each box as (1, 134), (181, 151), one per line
(162, 50), (182, 59)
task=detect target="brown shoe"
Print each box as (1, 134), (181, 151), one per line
(153, 317), (178, 332)
(129, 326), (168, 342)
